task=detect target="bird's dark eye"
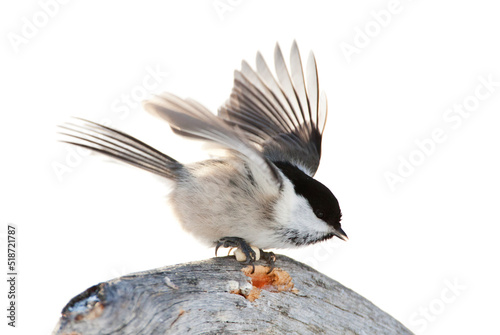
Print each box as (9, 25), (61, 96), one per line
(314, 209), (324, 219)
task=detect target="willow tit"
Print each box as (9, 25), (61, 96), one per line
(60, 42), (347, 267)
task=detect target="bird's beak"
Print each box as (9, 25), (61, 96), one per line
(334, 228), (348, 241)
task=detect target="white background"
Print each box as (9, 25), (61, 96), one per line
(1, 0), (499, 334)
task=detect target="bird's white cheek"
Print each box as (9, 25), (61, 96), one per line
(274, 180), (331, 235)
(290, 196), (331, 234)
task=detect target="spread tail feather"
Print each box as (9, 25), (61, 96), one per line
(58, 118), (184, 179)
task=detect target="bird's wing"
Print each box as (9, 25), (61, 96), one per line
(143, 92), (283, 188)
(218, 41), (327, 177)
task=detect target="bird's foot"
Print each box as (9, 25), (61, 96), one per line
(260, 249), (276, 274)
(216, 237), (256, 261)
(215, 237), (277, 274)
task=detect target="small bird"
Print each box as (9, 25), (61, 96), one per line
(60, 41), (347, 269)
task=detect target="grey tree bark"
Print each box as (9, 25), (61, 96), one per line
(53, 255), (413, 335)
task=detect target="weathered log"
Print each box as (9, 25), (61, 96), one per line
(53, 255), (413, 335)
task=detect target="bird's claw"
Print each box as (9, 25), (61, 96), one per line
(215, 236), (257, 272)
(215, 237), (277, 274)
(260, 249), (276, 274)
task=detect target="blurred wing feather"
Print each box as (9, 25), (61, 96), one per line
(143, 93), (283, 187)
